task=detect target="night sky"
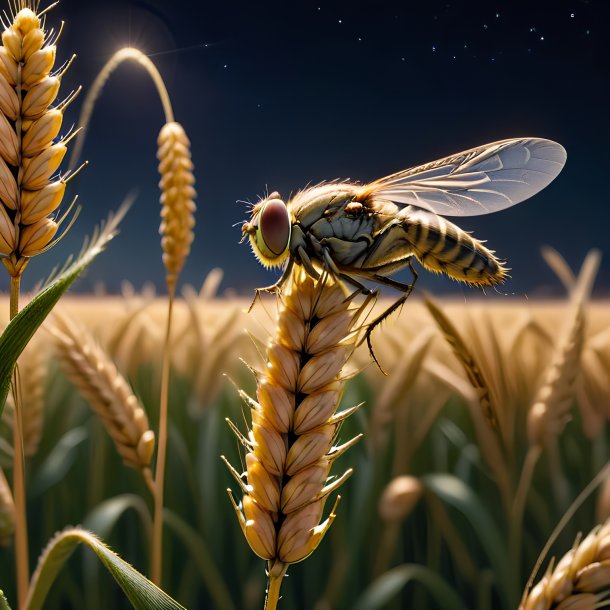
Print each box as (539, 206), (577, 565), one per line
(2, 0), (608, 298)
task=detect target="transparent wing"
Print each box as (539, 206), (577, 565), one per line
(366, 138), (566, 217)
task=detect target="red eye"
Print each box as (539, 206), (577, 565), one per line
(259, 199), (290, 256)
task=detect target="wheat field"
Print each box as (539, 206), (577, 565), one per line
(2, 274), (610, 609)
(0, 2), (608, 609)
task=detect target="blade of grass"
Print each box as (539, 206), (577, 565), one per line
(352, 564), (469, 610)
(423, 473), (512, 608)
(25, 527), (185, 610)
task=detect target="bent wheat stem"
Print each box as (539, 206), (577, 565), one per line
(70, 47), (174, 170)
(69, 45), (196, 585)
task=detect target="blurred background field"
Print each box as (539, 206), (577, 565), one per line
(1, 264), (609, 609)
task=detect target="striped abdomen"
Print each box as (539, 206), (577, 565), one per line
(404, 209), (508, 286)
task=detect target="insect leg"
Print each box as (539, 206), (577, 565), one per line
(321, 246), (379, 302)
(362, 259), (419, 366)
(248, 257), (295, 312)
(297, 245), (321, 280)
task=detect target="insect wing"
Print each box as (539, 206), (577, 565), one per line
(366, 137), (566, 217)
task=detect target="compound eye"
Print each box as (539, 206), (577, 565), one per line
(256, 199), (291, 259)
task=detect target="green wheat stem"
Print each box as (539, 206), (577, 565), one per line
(9, 274), (30, 610)
(151, 288), (175, 585)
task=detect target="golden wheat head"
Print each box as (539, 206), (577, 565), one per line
(50, 314), (156, 482)
(224, 268), (366, 582)
(521, 520), (610, 610)
(157, 121), (196, 292)
(0, 3), (80, 278)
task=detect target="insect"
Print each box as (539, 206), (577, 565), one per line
(241, 137), (566, 353)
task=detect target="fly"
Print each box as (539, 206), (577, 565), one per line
(241, 137), (566, 357)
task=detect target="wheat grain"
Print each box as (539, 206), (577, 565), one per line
(224, 267), (369, 607)
(157, 121), (196, 293)
(0, 4), (80, 279)
(50, 314), (155, 487)
(520, 520), (610, 610)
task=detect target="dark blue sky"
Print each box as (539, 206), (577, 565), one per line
(3, 0), (608, 298)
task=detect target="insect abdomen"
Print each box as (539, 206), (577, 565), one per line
(404, 209), (508, 286)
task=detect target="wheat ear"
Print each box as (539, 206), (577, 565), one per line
(224, 268), (368, 609)
(50, 314), (156, 492)
(0, 4), (81, 282)
(513, 252), (595, 579)
(424, 297), (499, 431)
(520, 520), (610, 610)
(158, 121), (196, 293)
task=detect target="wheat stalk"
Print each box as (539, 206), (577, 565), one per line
(512, 252), (596, 585)
(153, 117), (196, 585)
(0, 4), (82, 603)
(520, 520), (610, 610)
(4, 331), (47, 457)
(224, 267), (369, 609)
(0, 466), (14, 546)
(50, 314), (156, 492)
(6, 335), (46, 458)
(66, 44), (197, 584)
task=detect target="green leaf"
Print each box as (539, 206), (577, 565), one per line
(0, 590), (12, 610)
(423, 473), (511, 606)
(83, 494), (152, 540)
(0, 206), (128, 417)
(25, 527), (185, 610)
(30, 427), (88, 496)
(352, 564), (469, 610)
